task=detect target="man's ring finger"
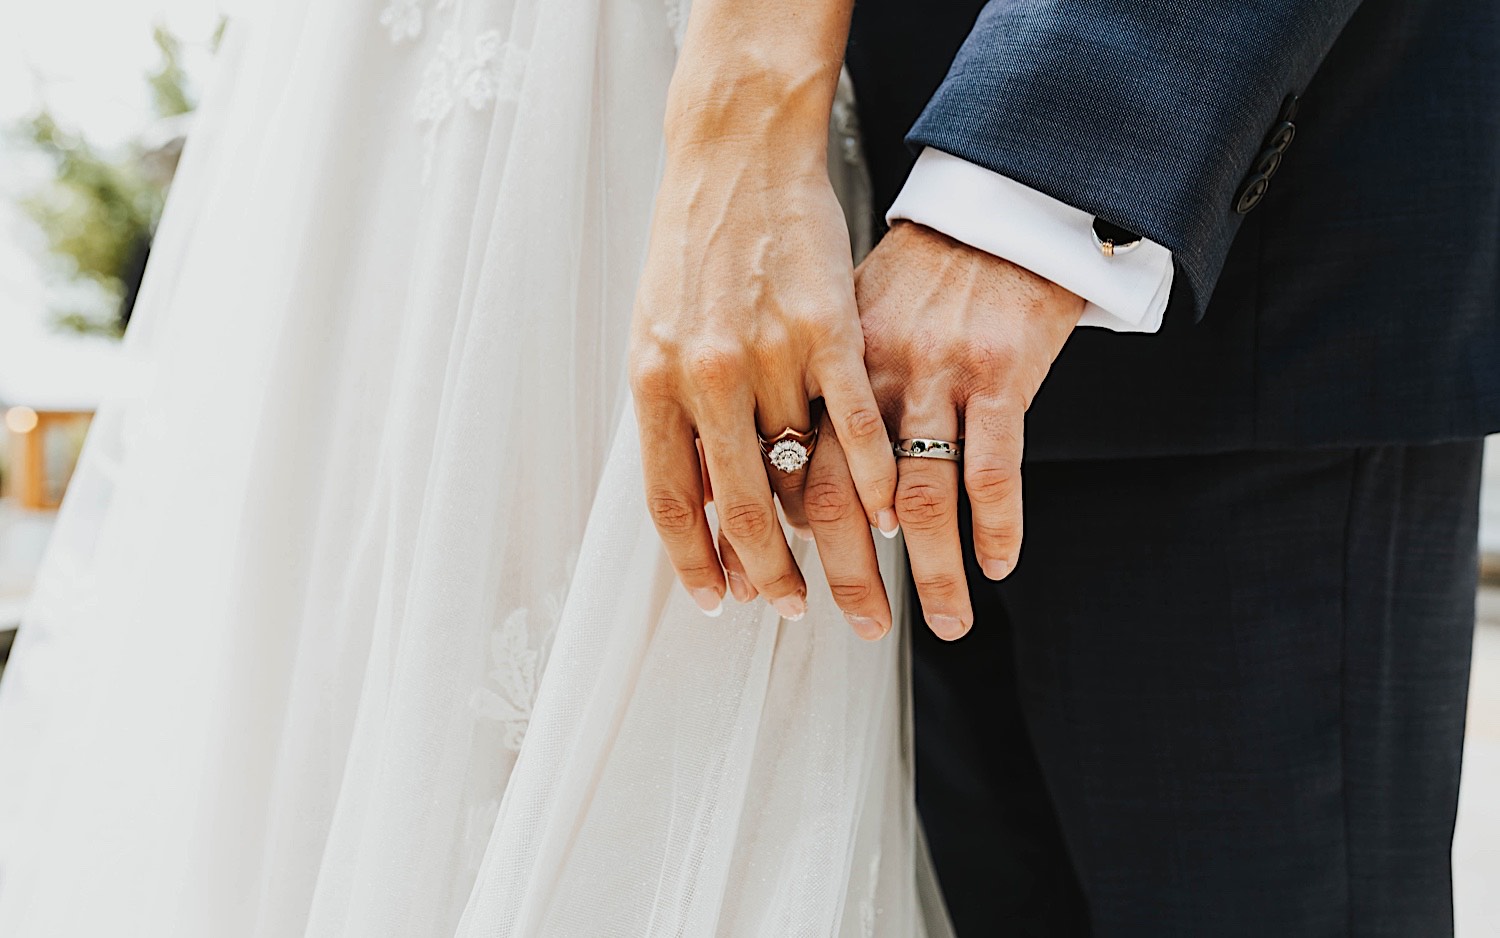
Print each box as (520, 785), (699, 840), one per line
(893, 438), (963, 462)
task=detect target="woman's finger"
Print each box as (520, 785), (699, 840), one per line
(756, 394), (814, 535)
(717, 529), (759, 604)
(634, 399), (724, 616)
(803, 414), (891, 639)
(698, 406), (808, 620)
(815, 354), (900, 537)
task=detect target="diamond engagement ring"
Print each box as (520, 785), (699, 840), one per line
(758, 424), (820, 473)
(893, 438), (963, 462)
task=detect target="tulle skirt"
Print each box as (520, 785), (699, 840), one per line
(0, 0), (947, 933)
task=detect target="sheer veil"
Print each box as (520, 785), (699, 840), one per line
(0, 0), (950, 933)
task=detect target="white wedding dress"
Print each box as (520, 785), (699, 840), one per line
(0, 0), (950, 934)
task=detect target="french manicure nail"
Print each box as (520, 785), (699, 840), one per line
(982, 559), (1010, 581)
(773, 594), (806, 621)
(844, 612), (887, 640)
(875, 509), (899, 538)
(928, 614), (968, 640)
(726, 571), (756, 603)
(793, 526), (814, 542)
(691, 587), (723, 617)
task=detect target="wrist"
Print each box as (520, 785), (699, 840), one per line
(663, 0), (852, 157)
(884, 222), (1085, 326)
(663, 53), (839, 159)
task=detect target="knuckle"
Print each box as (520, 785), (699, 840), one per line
(839, 405), (887, 447)
(971, 517), (1020, 549)
(827, 577), (875, 609)
(967, 340), (1016, 375)
(761, 569), (804, 598)
(676, 560), (722, 585)
(806, 311), (860, 349)
(913, 571), (966, 599)
(955, 343), (1016, 398)
(646, 490), (699, 535)
(718, 500), (775, 542)
(821, 303), (866, 337)
(895, 480), (952, 528)
(629, 355), (673, 398)
(803, 478), (856, 524)
(965, 460), (1019, 504)
(685, 345), (746, 396)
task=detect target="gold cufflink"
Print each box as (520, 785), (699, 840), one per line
(1092, 218), (1142, 257)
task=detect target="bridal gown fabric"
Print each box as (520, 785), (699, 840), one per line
(0, 0), (950, 934)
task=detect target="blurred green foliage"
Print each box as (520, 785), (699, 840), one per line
(18, 113), (161, 337)
(14, 24), (219, 338)
(147, 25), (196, 119)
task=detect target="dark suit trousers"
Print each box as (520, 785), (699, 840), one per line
(916, 441), (1482, 937)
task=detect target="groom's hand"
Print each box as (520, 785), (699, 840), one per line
(810, 221), (1083, 640)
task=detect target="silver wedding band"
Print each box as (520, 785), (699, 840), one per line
(893, 438), (962, 462)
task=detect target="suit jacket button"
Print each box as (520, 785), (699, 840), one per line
(1235, 174), (1271, 214)
(1279, 93), (1301, 122)
(1268, 120), (1297, 152)
(1252, 146), (1283, 179)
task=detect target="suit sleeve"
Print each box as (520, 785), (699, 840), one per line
(907, 0), (1364, 318)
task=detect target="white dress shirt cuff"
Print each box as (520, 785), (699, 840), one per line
(886, 148), (1174, 334)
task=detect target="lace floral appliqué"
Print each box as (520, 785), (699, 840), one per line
(381, 1), (530, 180)
(413, 32), (460, 126)
(379, 0), (423, 44)
(459, 31), (528, 109)
(471, 600), (555, 750)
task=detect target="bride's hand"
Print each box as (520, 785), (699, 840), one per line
(629, 14), (896, 617)
(631, 147), (897, 619)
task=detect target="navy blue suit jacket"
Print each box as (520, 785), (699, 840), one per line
(847, 0), (1500, 458)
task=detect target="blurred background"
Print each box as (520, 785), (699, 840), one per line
(0, 1), (1494, 932)
(0, 0), (221, 625)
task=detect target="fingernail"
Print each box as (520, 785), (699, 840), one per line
(792, 526), (814, 542)
(982, 559), (1010, 581)
(844, 612), (887, 640)
(691, 588), (723, 617)
(772, 594), (806, 622)
(726, 571), (756, 603)
(875, 509), (899, 539)
(927, 614), (968, 640)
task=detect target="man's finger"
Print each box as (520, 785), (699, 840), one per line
(803, 414), (891, 639)
(635, 401), (724, 616)
(815, 356), (900, 537)
(961, 397), (1025, 580)
(699, 409), (808, 620)
(894, 409), (972, 640)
